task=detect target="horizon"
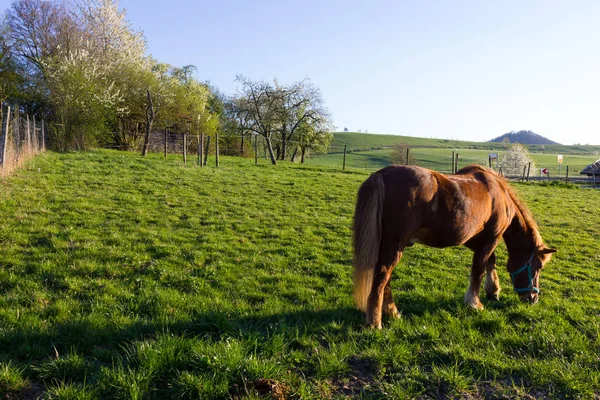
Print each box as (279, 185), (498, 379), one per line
(331, 130), (595, 147)
(1, 0), (599, 145)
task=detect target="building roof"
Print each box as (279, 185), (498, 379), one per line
(580, 159), (600, 175)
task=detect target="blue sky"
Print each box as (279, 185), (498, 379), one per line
(2, 0), (599, 144)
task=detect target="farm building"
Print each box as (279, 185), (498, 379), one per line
(580, 159), (600, 176)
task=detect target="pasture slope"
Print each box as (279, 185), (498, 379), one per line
(0, 150), (599, 399)
(307, 132), (600, 174)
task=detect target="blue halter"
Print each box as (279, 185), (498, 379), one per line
(510, 252), (539, 294)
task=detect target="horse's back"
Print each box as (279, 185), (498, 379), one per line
(370, 164), (511, 248)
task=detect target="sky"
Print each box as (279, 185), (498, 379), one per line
(2, 0), (599, 144)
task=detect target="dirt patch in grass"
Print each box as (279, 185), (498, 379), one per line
(2, 382), (45, 400)
(252, 378), (289, 400)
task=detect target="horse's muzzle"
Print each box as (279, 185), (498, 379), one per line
(519, 292), (539, 305)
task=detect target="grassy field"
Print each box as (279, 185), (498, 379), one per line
(1, 150), (600, 399)
(307, 146), (599, 176)
(330, 132), (600, 155)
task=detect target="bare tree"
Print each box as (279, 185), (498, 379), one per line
(277, 79), (331, 161)
(5, 0), (72, 69)
(231, 76), (334, 165)
(390, 143), (416, 165)
(233, 75), (282, 165)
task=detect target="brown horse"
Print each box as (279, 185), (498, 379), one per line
(353, 164), (556, 328)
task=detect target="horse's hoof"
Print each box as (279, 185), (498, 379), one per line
(385, 306), (401, 319)
(486, 293), (500, 301)
(366, 322), (383, 329)
(464, 293), (484, 310)
(466, 301), (484, 311)
(390, 311), (401, 319)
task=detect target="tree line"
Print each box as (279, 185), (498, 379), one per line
(0, 0), (333, 163)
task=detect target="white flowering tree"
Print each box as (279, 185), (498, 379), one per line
(499, 143), (535, 176)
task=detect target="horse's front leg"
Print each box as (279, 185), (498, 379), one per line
(464, 250), (493, 310)
(484, 252), (501, 301)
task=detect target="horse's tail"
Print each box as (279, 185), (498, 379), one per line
(353, 173), (385, 312)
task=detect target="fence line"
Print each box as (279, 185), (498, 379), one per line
(101, 131), (600, 187)
(0, 105), (46, 177)
(137, 130), (319, 165)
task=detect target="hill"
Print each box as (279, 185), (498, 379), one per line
(489, 130), (559, 145)
(330, 132), (506, 153)
(330, 132), (600, 155)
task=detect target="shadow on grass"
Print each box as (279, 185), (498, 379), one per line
(1, 307), (367, 362)
(1, 290), (480, 364)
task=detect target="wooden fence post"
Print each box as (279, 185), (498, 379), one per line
(14, 104), (19, 147)
(33, 115), (37, 152)
(203, 136), (210, 166)
(215, 133), (219, 167)
(41, 119), (45, 151)
(26, 114), (31, 153)
(406, 148), (410, 165)
(254, 135), (258, 165)
(565, 166), (569, 184)
(183, 132), (187, 164)
(451, 151), (455, 173)
(164, 127), (168, 158)
(522, 165), (527, 181)
(454, 153), (459, 173)
(1, 105), (10, 168)
(343, 145), (347, 171)
(526, 162), (531, 182)
(199, 132), (204, 166)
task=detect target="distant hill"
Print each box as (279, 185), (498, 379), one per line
(489, 130), (559, 145)
(330, 132), (600, 155)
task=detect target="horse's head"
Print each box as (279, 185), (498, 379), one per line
(508, 246), (557, 304)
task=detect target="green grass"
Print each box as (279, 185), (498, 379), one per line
(1, 150), (600, 398)
(331, 131), (600, 155)
(316, 132), (600, 174)
(308, 145), (599, 175)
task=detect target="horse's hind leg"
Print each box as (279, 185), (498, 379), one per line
(484, 252), (501, 301)
(383, 278), (401, 319)
(366, 246), (402, 329)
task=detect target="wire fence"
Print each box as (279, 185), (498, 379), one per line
(98, 129), (600, 188)
(120, 130), (319, 165)
(310, 145), (600, 187)
(0, 105), (46, 177)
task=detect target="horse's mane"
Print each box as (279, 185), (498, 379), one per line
(498, 174), (544, 247)
(457, 164), (543, 247)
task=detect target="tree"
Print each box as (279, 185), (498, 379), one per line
(230, 76), (333, 165)
(42, 47), (121, 150)
(5, 0), (68, 69)
(296, 117), (333, 163)
(3, 0), (152, 149)
(232, 75), (283, 165)
(0, 25), (23, 107)
(390, 143), (416, 165)
(499, 143), (534, 176)
(276, 79), (331, 161)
